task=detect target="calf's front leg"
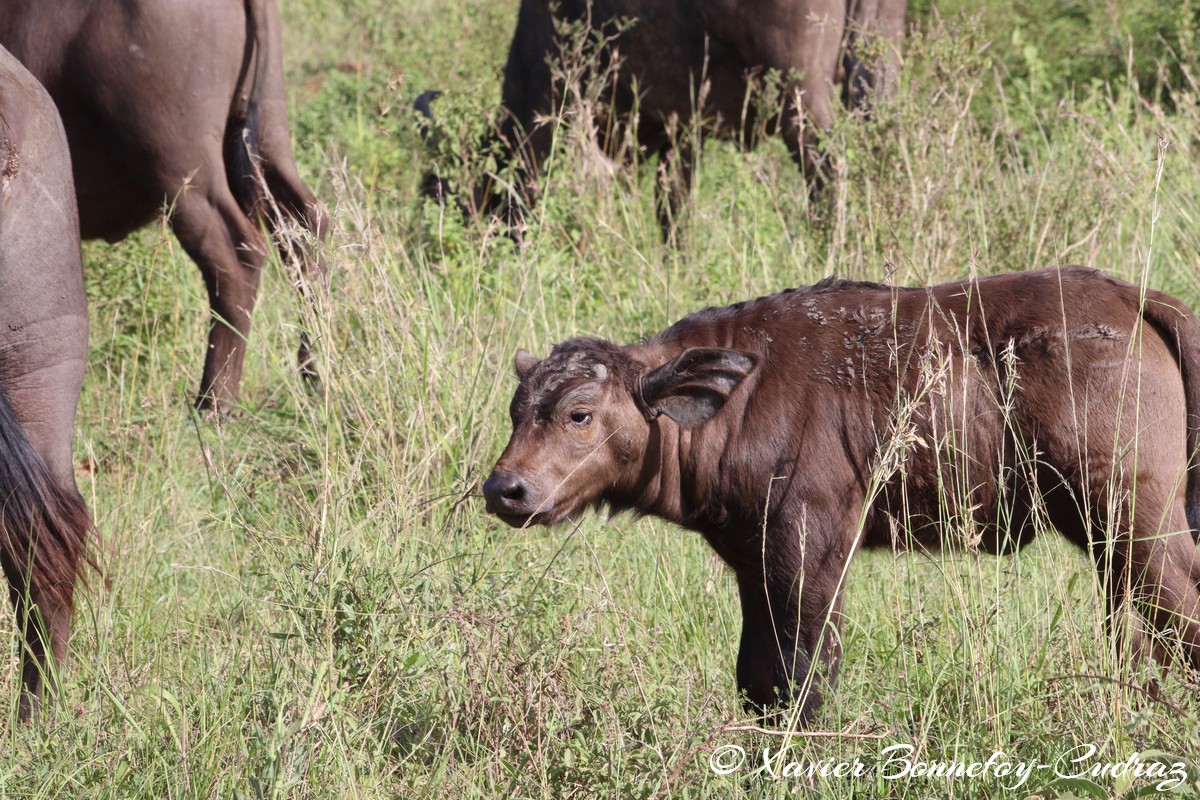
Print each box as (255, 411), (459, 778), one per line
(734, 539), (848, 721)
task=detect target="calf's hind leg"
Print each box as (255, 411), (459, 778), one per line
(1111, 502), (1200, 671)
(1092, 546), (1174, 669)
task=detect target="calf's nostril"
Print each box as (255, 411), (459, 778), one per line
(484, 470), (531, 513)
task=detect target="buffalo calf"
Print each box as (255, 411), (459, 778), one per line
(0, 0), (329, 413)
(0, 45), (92, 720)
(485, 266), (1200, 720)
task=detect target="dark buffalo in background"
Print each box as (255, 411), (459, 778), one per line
(0, 0), (329, 413)
(0, 45), (93, 720)
(420, 0), (908, 235)
(484, 266), (1200, 720)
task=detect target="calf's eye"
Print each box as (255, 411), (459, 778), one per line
(566, 409), (592, 429)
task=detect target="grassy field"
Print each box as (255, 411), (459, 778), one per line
(2, 0), (1199, 797)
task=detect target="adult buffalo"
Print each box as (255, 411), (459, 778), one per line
(484, 266), (1200, 720)
(420, 0), (907, 236)
(0, 45), (92, 720)
(0, 0), (328, 413)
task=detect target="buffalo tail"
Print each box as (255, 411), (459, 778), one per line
(0, 387), (91, 615)
(1141, 288), (1200, 538)
(230, 0), (272, 217)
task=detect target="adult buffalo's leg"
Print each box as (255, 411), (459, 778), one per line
(94, 81), (270, 413)
(0, 56), (91, 716)
(842, 0), (908, 110)
(2, 343), (89, 720)
(780, 90), (833, 193)
(8, 576), (73, 720)
(249, 3), (331, 387)
(494, 116), (556, 232)
(171, 173), (269, 413)
(486, 0), (560, 229)
(254, 149), (329, 388)
(760, 0), (844, 191)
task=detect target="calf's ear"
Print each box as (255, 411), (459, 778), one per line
(514, 349), (540, 379)
(638, 348), (756, 427)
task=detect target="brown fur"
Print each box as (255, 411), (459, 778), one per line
(0, 0), (329, 412)
(485, 266), (1200, 721)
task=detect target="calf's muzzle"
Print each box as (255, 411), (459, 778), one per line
(483, 469), (541, 523)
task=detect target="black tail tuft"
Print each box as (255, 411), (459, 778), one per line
(0, 388), (92, 612)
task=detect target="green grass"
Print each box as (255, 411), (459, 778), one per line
(1, 0), (1199, 797)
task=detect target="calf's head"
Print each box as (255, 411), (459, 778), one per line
(484, 338), (756, 526)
